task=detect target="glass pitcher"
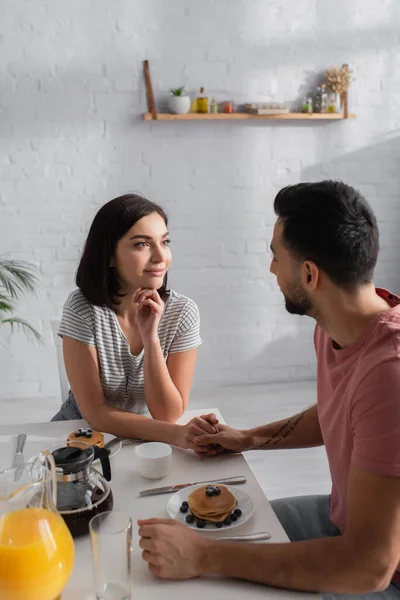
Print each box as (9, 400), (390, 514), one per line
(0, 453), (75, 600)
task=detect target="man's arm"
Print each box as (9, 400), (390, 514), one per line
(139, 465), (400, 594)
(194, 404), (323, 454)
(246, 404), (323, 450)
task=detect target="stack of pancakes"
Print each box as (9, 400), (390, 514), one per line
(188, 485), (236, 522)
(67, 429), (104, 448)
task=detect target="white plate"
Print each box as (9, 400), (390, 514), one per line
(167, 483), (254, 532)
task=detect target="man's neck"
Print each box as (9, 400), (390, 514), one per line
(314, 284), (391, 348)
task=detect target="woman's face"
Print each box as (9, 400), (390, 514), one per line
(112, 212), (171, 292)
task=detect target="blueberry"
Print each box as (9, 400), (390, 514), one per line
(234, 509), (242, 517)
(224, 517), (231, 526)
(182, 501), (188, 507)
(230, 513), (238, 522)
(206, 488), (215, 497)
(196, 520), (205, 528)
(87, 428), (92, 433)
(75, 432), (81, 437)
(214, 487), (221, 495)
(85, 432), (92, 438)
(215, 522), (223, 528)
(180, 505), (188, 513)
(185, 514), (195, 524)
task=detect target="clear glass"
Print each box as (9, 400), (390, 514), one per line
(0, 455), (75, 600)
(90, 511), (132, 600)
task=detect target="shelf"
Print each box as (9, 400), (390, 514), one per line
(143, 112), (356, 121)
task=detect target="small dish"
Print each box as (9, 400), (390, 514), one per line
(167, 483), (254, 531)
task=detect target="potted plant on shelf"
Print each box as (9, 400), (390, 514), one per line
(168, 86), (191, 114)
(0, 259), (42, 342)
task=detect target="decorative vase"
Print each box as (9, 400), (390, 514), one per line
(336, 93), (342, 114)
(168, 95), (191, 115)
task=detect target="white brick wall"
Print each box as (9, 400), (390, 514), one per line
(1, 0), (400, 400)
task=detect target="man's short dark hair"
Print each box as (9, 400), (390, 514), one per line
(76, 194), (168, 307)
(273, 181), (379, 289)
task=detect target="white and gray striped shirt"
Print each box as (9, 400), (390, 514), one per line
(58, 289), (201, 415)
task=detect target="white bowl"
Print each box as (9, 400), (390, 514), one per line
(135, 442), (172, 479)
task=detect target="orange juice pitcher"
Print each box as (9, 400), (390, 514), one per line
(0, 453), (75, 600)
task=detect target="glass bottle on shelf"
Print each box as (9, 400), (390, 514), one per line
(328, 94), (337, 113)
(196, 87), (208, 113)
(210, 97), (218, 114)
(314, 85), (322, 113)
(321, 84), (328, 113)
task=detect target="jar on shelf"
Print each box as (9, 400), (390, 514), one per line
(210, 97), (218, 114)
(223, 101), (234, 114)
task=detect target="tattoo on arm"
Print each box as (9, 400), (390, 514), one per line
(257, 409), (308, 449)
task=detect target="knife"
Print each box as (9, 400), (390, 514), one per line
(216, 531), (271, 542)
(13, 433), (27, 481)
(138, 475), (247, 497)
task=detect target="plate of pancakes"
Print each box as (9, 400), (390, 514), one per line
(167, 483), (255, 531)
(28, 429), (122, 464)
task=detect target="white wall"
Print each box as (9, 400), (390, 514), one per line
(1, 0), (400, 400)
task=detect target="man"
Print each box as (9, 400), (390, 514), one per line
(139, 181), (400, 599)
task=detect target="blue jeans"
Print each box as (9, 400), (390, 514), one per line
(51, 390), (83, 421)
(270, 495), (400, 600)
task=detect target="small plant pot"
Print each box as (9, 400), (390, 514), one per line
(168, 95), (191, 115)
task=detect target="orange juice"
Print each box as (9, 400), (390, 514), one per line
(0, 507), (74, 600)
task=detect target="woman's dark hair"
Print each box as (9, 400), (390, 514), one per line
(76, 194), (169, 307)
(274, 181), (379, 289)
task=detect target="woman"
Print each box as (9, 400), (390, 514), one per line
(52, 194), (217, 450)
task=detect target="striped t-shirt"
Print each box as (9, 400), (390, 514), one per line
(58, 289), (201, 415)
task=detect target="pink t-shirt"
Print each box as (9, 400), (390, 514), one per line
(315, 288), (400, 539)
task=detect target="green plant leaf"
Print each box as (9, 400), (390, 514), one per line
(0, 295), (14, 313)
(0, 259), (39, 300)
(1, 317), (42, 342)
(170, 86), (185, 96)
(0, 258), (41, 343)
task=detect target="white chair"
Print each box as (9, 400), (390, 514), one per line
(50, 319), (70, 404)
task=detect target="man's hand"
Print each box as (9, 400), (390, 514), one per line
(138, 519), (209, 579)
(176, 413), (219, 452)
(193, 423), (250, 455)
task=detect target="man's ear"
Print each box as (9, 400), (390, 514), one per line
(303, 260), (319, 291)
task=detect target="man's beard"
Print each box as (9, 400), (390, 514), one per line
(283, 281), (313, 316)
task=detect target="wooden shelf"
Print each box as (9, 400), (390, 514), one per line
(143, 112), (356, 121)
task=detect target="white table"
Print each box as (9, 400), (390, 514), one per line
(0, 409), (318, 599)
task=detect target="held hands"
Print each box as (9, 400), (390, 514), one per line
(134, 289), (164, 341)
(193, 422), (249, 457)
(178, 414), (249, 457)
(138, 518), (208, 580)
(178, 413), (219, 452)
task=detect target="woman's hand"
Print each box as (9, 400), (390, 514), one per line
(135, 289), (164, 341)
(176, 413), (220, 452)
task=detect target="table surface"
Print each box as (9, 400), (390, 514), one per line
(0, 409), (318, 599)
